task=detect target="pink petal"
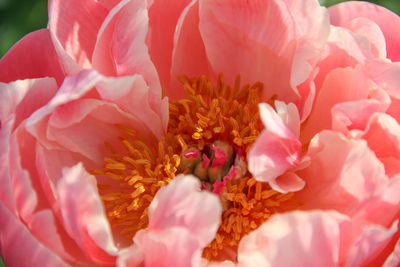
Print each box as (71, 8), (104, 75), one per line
(0, 201), (68, 267)
(238, 210), (347, 266)
(331, 88), (390, 133)
(0, 119), (16, 214)
(295, 131), (387, 215)
(56, 163), (117, 265)
(49, 0), (108, 68)
(121, 176), (222, 267)
(361, 113), (400, 177)
(132, 228), (203, 267)
(147, 0), (193, 98)
(93, 0), (161, 97)
(169, 0), (209, 100)
(301, 66), (370, 143)
(198, 0), (329, 102)
(329, 1), (400, 61)
(365, 60), (400, 100)
(148, 175), (222, 246)
(26, 70), (161, 164)
(248, 103), (302, 193)
(344, 17), (387, 59)
(0, 78), (58, 130)
(0, 29), (65, 85)
(345, 221), (398, 267)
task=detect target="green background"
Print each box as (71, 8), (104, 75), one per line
(0, 0), (399, 266)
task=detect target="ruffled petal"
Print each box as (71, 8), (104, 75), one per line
(329, 1), (400, 61)
(295, 131), (387, 215)
(93, 0), (161, 97)
(238, 210), (346, 267)
(361, 113), (400, 177)
(26, 70), (162, 164)
(301, 66), (371, 143)
(0, 202), (68, 267)
(248, 103), (302, 193)
(0, 29), (65, 85)
(49, 0), (109, 68)
(56, 163), (117, 265)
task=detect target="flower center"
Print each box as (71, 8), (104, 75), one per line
(94, 74), (295, 260)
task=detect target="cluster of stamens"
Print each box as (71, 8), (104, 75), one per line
(95, 74), (296, 261)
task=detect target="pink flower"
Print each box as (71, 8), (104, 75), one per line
(1, 0), (400, 266)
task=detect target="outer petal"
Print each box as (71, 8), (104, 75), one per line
(26, 70), (163, 164)
(93, 0), (161, 96)
(248, 103), (302, 193)
(147, 0), (193, 96)
(0, 29), (65, 85)
(238, 210), (346, 267)
(49, 0), (108, 68)
(198, 0), (329, 102)
(56, 163), (117, 265)
(329, 1), (400, 61)
(295, 131), (387, 215)
(0, 202), (68, 267)
(168, 0), (210, 100)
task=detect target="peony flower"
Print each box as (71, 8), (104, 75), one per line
(1, 0), (400, 266)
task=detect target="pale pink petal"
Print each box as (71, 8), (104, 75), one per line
(120, 176), (222, 267)
(329, 1), (400, 61)
(301, 66), (371, 143)
(147, 0), (193, 97)
(270, 172), (305, 193)
(26, 70), (161, 164)
(148, 175), (222, 246)
(96, 74), (168, 137)
(49, 0), (108, 68)
(353, 174), (400, 228)
(331, 88), (390, 133)
(132, 228), (203, 267)
(198, 0), (329, 102)
(295, 131), (387, 215)
(274, 101), (300, 138)
(313, 26), (372, 94)
(345, 221), (398, 267)
(248, 103), (302, 193)
(364, 60), (400, 100)
(93, 0), (161, 97)
(0, 29), (65, 85)
(361, 113), (400, 177)
(169, 0), (210, 100)
(0, 202), (68, 267)
(238, 210), (347, 267)
(56, 163), (117, 265)
(0, 78), (58, 130)
(345, 17), (387, 59)
(116, 244), (143, 267)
